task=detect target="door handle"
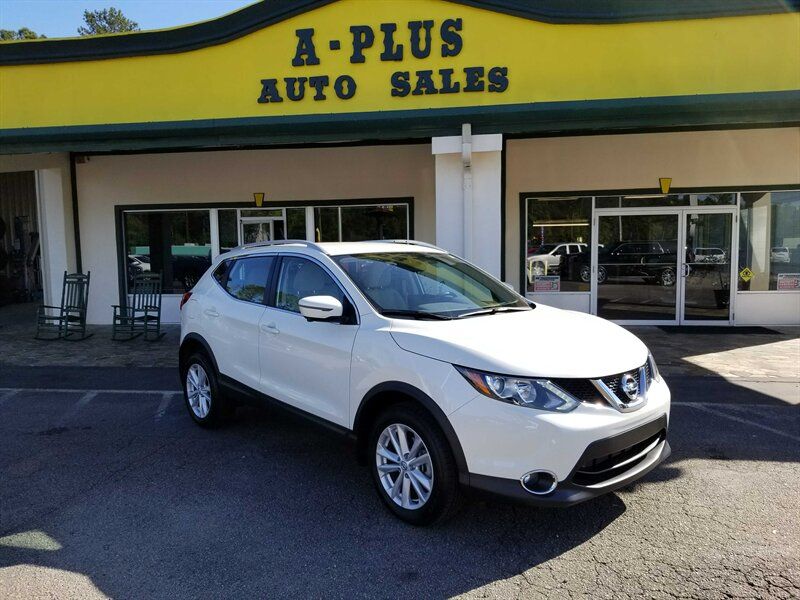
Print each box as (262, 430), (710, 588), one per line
(681, 264), (691, 277)
(204, 308), (220, 318)
(260, 322), (280, 335)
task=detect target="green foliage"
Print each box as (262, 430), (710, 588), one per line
(77, 7), (139, 36)
(0, 27), (46, 41)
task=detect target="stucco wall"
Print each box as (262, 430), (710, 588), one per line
(76, 143), (435, 324)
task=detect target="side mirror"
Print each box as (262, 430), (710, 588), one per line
(298, 295), (343, 322)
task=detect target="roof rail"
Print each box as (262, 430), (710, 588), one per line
(364, 239), (447, 252)
(237, 239), (328, 254)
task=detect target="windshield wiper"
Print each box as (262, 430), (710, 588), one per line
(456, 306), (530, 319)
(379, 310), (453, 321)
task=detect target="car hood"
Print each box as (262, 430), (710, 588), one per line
(389, 304), (648, 379)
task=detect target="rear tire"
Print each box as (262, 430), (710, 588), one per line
(369, 403), (462, 526)
(181, 352), (232, 427)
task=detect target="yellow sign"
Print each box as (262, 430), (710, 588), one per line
(1, 1), (798, 130)
(659, 177), (672, 194)
(253, 192), (265, 207)
(739, 267), (754, 282)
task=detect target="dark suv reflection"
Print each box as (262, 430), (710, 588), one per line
(568, 241), (678, 287)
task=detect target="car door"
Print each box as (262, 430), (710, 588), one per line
(258, 254), (359, 426)
(203, 255), (274, 390)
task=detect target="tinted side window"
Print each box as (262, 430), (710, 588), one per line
(223, 256), (274, 303)
(213, 261), (229, 285)
(274, 257), (344, 313)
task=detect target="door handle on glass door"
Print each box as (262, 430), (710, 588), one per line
(260, 322), (280, 334)
(204, 308), (220, 318)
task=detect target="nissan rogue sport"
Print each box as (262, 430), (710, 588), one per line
(179, 240), (671, 525)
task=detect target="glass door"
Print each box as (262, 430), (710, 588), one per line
(240, 218), (286, 244)
(593, 212), (680, 323)
(680, 211), (735, 323)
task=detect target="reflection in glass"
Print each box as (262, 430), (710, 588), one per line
(123, 210), (212, 294)
(218, 209), (238, 252)
(525, 197), (592, 293)
(596, 194), (736, 209)
(340, 205), (408, 241)
(739, 191), (800, 291)
(314, 207), (339, 242)
(286, 208), (306, 239)
(596, 214), (679, 321)
(684, 213), (732, 321)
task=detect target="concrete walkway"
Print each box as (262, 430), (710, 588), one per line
(1, 302), (797, 382)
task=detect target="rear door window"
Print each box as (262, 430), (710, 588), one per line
(222, 256), (274, 304)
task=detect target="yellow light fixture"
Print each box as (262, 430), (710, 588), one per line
(253, 192), (265, 207)
(659, 178), (672, 194)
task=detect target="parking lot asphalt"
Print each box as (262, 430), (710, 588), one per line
(0, 369), (798, 599)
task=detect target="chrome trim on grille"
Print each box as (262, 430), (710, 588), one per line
(591, 365), (648, 412)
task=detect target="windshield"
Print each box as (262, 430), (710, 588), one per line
(334, 252), (530, 319)
(535, 244), (558, 254)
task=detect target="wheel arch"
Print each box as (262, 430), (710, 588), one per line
(353, 381), (470, 485)
(179, 332), (220, 376)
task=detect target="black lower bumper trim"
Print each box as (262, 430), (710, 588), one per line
(467, 440), (671, 507)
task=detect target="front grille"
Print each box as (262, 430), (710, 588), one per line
(552, 361), (651, 406)
(572, 429), (665, 487)
(551, 378), (601, 402)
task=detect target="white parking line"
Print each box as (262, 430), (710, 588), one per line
(57, 391), (97, 426)
(681, 402), (800, 442)
(0, 387), (180, 395)
(154, 392), (176, 420)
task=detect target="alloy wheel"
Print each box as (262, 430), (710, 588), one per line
(375, 423), (434, 510)
(186, 363), (211, 418)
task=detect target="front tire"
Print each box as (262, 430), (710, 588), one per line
(369, 403), (461, 526)
(182, 352), (231, 427)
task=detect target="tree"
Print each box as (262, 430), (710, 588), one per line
(0, 27), (46, 41)
(77, 7), (139, 36)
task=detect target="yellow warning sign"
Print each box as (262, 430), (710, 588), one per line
(659, 177), (672, 194)
(739, 267), (754, 282)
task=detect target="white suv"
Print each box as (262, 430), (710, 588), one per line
(179, 240), (671, 525)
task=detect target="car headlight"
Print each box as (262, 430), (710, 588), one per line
(455, 366), (580, 412)
(647, 351), (660, 384)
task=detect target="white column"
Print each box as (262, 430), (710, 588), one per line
(432, 130), (503, 278)
(35, 168), (74, 306)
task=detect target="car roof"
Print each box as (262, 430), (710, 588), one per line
(221, 240), (448, 260)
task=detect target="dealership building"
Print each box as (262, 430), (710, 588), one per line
(1, 0), (798, 326)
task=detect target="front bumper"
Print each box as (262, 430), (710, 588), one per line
(449, 375), (672, 506)
(467, 416), (671, 507)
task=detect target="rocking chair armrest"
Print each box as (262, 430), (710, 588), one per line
(38, 305), (65, 319)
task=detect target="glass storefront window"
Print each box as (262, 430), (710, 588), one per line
(525, 196), (592, 293)
(240, 209), (283, 218)
(314, 207), (339, 242)
(340, 205), (408, 241)
(218, 209), (238, 252)
(286, 207), (306, 239)
(739, 191), (800, 291)
(596, 194), (736, 208)
(123, 210), (212, 294)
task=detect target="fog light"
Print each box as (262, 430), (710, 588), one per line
(520, 470), (557, 495)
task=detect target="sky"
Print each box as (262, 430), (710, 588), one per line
(0, 0), (256, 38)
